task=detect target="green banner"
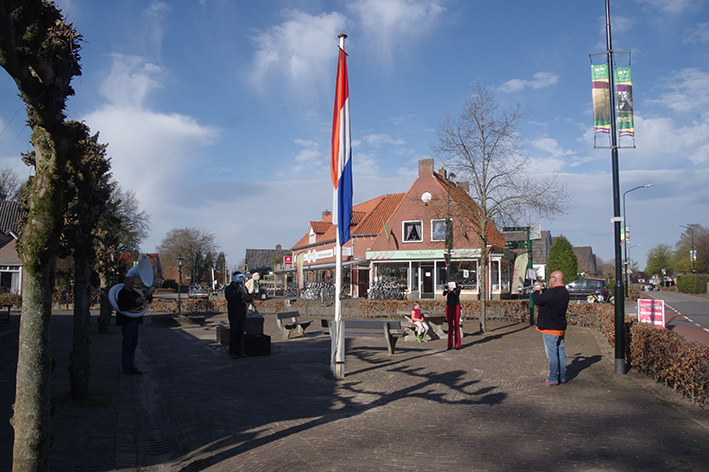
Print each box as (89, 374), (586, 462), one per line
(591, 65), (611, 134)
(615, 67), (635, 137)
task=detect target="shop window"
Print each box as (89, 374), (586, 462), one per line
(403, 221), (422, 242)
(451, 260), (478, 291)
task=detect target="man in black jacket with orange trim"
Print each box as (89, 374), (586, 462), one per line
(533, 270), (570, 386)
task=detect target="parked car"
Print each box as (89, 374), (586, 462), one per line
(188, 285), (208, 299)
(565, 278), (608, 300)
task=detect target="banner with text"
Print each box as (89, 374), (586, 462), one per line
(615, 67), (635, 137)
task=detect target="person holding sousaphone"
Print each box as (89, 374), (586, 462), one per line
(109, 254), (154, 375)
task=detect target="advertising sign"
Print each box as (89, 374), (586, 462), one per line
(284, 256), (293, 265)
(638, 299), (665, 329)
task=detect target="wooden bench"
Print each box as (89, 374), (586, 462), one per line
(321, 318), (405, 354)
(276, 311), (313, 339)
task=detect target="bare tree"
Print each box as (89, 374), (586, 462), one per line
(0, 166), (24, 201)
(432, 82), (568, 332)
(0, 1), (82, 469)
(157, 227), (220, 286)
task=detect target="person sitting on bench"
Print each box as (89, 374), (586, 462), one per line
(411, 302), (429, 342)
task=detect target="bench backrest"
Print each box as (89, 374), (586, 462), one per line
(321, 319), (401, 330)
(277, 311), (299, 320)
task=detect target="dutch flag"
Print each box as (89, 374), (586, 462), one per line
(330, 40), (353, 246)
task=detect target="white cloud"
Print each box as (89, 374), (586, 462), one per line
(361, 133), (406, 147)
(527, 138), (575, 173)
(147, 1), (171, 18)
(349, 0), (445, 63)
(684, 22), (709, 43)
(250, 10), (347, 98)
(82, 55), (218, 241)
(499, 72), (559, 93)
(636, 0), (704, 14)
(386, 114), (416, 125)
(649, 68), (709, 113)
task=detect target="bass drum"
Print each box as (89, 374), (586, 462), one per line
(109, 284), (148, 318)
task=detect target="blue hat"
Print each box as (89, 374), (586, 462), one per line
(233, 273), (246, 283)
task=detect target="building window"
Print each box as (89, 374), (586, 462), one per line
(403, 221), (422, 242)
(308, 227), (316, 244)
(431, 219), (448, 242)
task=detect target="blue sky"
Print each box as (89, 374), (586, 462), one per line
(1, 0), (708, 272)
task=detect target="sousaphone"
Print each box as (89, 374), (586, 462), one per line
(109, 253), (154, 318)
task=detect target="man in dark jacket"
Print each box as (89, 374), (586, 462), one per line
(225, 272), (251, 358)
(532, 270), (570, 386)
(117, 276), (148, 375)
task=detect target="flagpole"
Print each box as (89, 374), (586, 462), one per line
(332, 33), (348, 379)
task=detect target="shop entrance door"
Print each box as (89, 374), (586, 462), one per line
(421, 264), (435, 299)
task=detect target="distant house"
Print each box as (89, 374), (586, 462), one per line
(573, 246), (598, 276)
(244, 245), (289, 274)
(0, 202), (26, 294)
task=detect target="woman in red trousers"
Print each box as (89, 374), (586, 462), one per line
(443, 277), (462, 349)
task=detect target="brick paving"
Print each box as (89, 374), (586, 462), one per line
(2, 308), (709, 471)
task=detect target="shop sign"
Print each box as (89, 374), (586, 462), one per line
(305, 248), (334, 264)
(366, 248), (482, 260)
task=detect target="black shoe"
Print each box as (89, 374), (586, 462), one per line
(122, 368), (132, 375)
(130, 367), (143, 375)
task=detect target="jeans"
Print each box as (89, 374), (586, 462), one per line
(121, 320), (140, 369)
(542, 332), (566, 383)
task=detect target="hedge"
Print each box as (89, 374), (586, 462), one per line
(677, 274), (709, 294)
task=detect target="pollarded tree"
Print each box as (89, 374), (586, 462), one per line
(547, 235), (578, 284)
(0, 1), (83, 470)
(645, 244), (674, 277)
(432, 82), (568, 332)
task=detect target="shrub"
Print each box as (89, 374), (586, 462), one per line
(677, 274), (709, 295)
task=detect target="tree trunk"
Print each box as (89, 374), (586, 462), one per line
(11, 268), (54, 472)
(69, 247), (91, 400)
(98, 284), (112, 334)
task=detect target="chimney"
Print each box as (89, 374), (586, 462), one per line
(275, 244), (282, 250)
(322, 210), (332, 220)
(438, 168), (447, 179)
(457, 181), (469, 194)
(418, 158), (434, 178)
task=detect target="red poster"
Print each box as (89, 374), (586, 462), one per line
(638, 299), (665, 329)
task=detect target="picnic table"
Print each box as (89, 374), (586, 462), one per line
(398, 309), (463, 341)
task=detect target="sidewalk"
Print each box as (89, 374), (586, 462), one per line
(3, 310), (709, 471)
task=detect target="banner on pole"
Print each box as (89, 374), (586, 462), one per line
(591, 64), (611, 135)
(615, 67), (634, 137)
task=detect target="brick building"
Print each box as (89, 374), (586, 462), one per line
(291, 159), (513, 300)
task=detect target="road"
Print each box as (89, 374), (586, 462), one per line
(640, 291), (709, 345)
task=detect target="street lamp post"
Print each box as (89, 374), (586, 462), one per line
(445, 172), (456, 282)
(674, 224), (696, 274)
(177, 255), (184, 315)
(622, 184), (654, 298)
